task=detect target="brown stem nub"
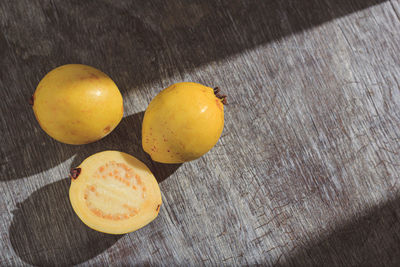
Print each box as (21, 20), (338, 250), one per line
(221, 96), (227, 105)
(70, 168), (81, 180)
(213, 87), (228, 105)
(29, 95), (34, 106)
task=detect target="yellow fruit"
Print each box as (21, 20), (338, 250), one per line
(32, 64), (123, 145)
(69, 151), (162, 234)
(142, 82), (225, 163)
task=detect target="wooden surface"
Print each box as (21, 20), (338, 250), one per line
(1, 0), (400, 266)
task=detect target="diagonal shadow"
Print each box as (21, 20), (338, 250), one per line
(0, 0), (387, 181)
(278, 196), (400, 266)
(9, 178), (122, 266)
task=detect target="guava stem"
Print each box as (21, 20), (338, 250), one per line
(213, 87), (228, 105)
(29, 95), (34, 106)
(70, 168), (82, 180)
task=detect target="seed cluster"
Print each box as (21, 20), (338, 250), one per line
(84, 161), (146, 221)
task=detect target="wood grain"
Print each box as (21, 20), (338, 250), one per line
(1, 0), (399, 266)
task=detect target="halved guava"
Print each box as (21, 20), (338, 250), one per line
(69, 151), (162, 234)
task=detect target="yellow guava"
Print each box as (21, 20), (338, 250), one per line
(32, 64), (123, 145)
(142, 82), (225, 163)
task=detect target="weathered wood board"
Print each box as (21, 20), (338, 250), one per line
(1, 0), (400, 266)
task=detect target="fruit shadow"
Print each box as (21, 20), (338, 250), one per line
(70, 111), (182, 184)
(9, 178), (122, 266)
(0, 107), (180, 183)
